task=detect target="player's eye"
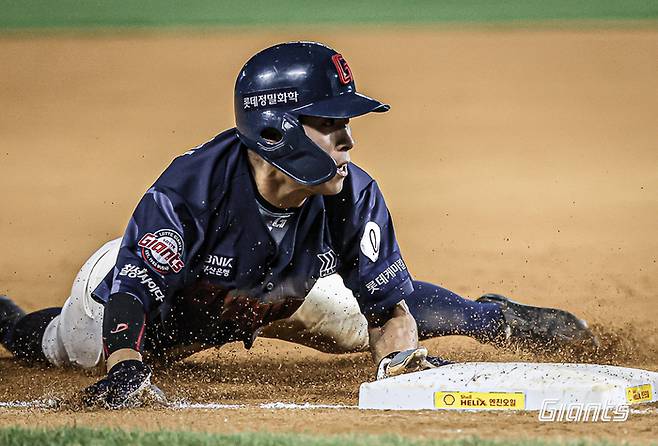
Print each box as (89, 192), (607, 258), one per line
(323, 118), (336, 127)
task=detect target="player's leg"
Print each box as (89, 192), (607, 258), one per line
(404, 281), (506, 343)
(260, 274), (370, 353)
(1, 239), (121, 368)
(1, 297), (61, 362)
(262, 277), (597, 354)
(42, 238), (122, 368)
(392, 281), (598, 351)
(260, 276), (504, 353)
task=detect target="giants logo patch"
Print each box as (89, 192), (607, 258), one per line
(137, 229), (185, 274)
(331, 54), (353, 85)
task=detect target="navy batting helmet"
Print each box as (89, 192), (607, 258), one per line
(234, 41), (389, 186)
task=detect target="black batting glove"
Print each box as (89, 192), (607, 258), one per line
(82, 360), (162, 409)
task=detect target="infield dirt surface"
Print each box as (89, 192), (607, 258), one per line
(1, 28), (657, 442)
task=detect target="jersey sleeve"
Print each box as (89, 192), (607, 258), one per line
(328, 171), (414, 326)
(93, 186), (203, 313)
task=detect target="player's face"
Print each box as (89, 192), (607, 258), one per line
(300, 116), (354, 195)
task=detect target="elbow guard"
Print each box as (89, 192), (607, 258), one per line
(102, 293), (146, 356)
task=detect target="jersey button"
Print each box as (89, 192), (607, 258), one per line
(265, 282), (274, 291)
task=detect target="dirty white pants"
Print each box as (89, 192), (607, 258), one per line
(42, 239), (369, 368)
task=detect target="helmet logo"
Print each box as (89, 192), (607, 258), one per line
(331, 54), (353, 85)
(243, 87), (300, 110)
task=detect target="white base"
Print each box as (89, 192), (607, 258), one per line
(358, 362), (658, 411)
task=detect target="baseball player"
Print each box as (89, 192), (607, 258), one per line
(0, 42), (597, 409)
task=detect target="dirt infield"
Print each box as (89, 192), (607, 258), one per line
(1, 28), (657, 442)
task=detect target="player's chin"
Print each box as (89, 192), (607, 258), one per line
(314, 175), (345, 196)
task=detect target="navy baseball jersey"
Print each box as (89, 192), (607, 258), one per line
(93, 129), (413, 349)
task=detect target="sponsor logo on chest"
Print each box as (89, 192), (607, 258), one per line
(203, 254), (236, 280)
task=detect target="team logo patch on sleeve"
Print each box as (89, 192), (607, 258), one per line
(137, 229), (185, 274)
(360, 221), (381, 262)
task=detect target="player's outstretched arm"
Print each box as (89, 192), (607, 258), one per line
(82, 293), (162, 409)
(370, 300), (453, 380)
(368, 300), (418, 364)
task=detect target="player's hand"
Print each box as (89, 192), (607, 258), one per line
(82, 360), (165, 409)
(376, 347), (452, 380)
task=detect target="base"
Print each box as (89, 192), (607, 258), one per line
(358, 362), (658, 411)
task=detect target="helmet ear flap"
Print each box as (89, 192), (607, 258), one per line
(251, 112), (297, 156)
(237, 113), (337, 186)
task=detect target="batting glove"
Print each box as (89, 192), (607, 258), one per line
(82, 360), (164, 409)
(376, 347), (452, 380)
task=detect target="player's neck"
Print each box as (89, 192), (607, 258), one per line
(247, 151), (309, 209)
